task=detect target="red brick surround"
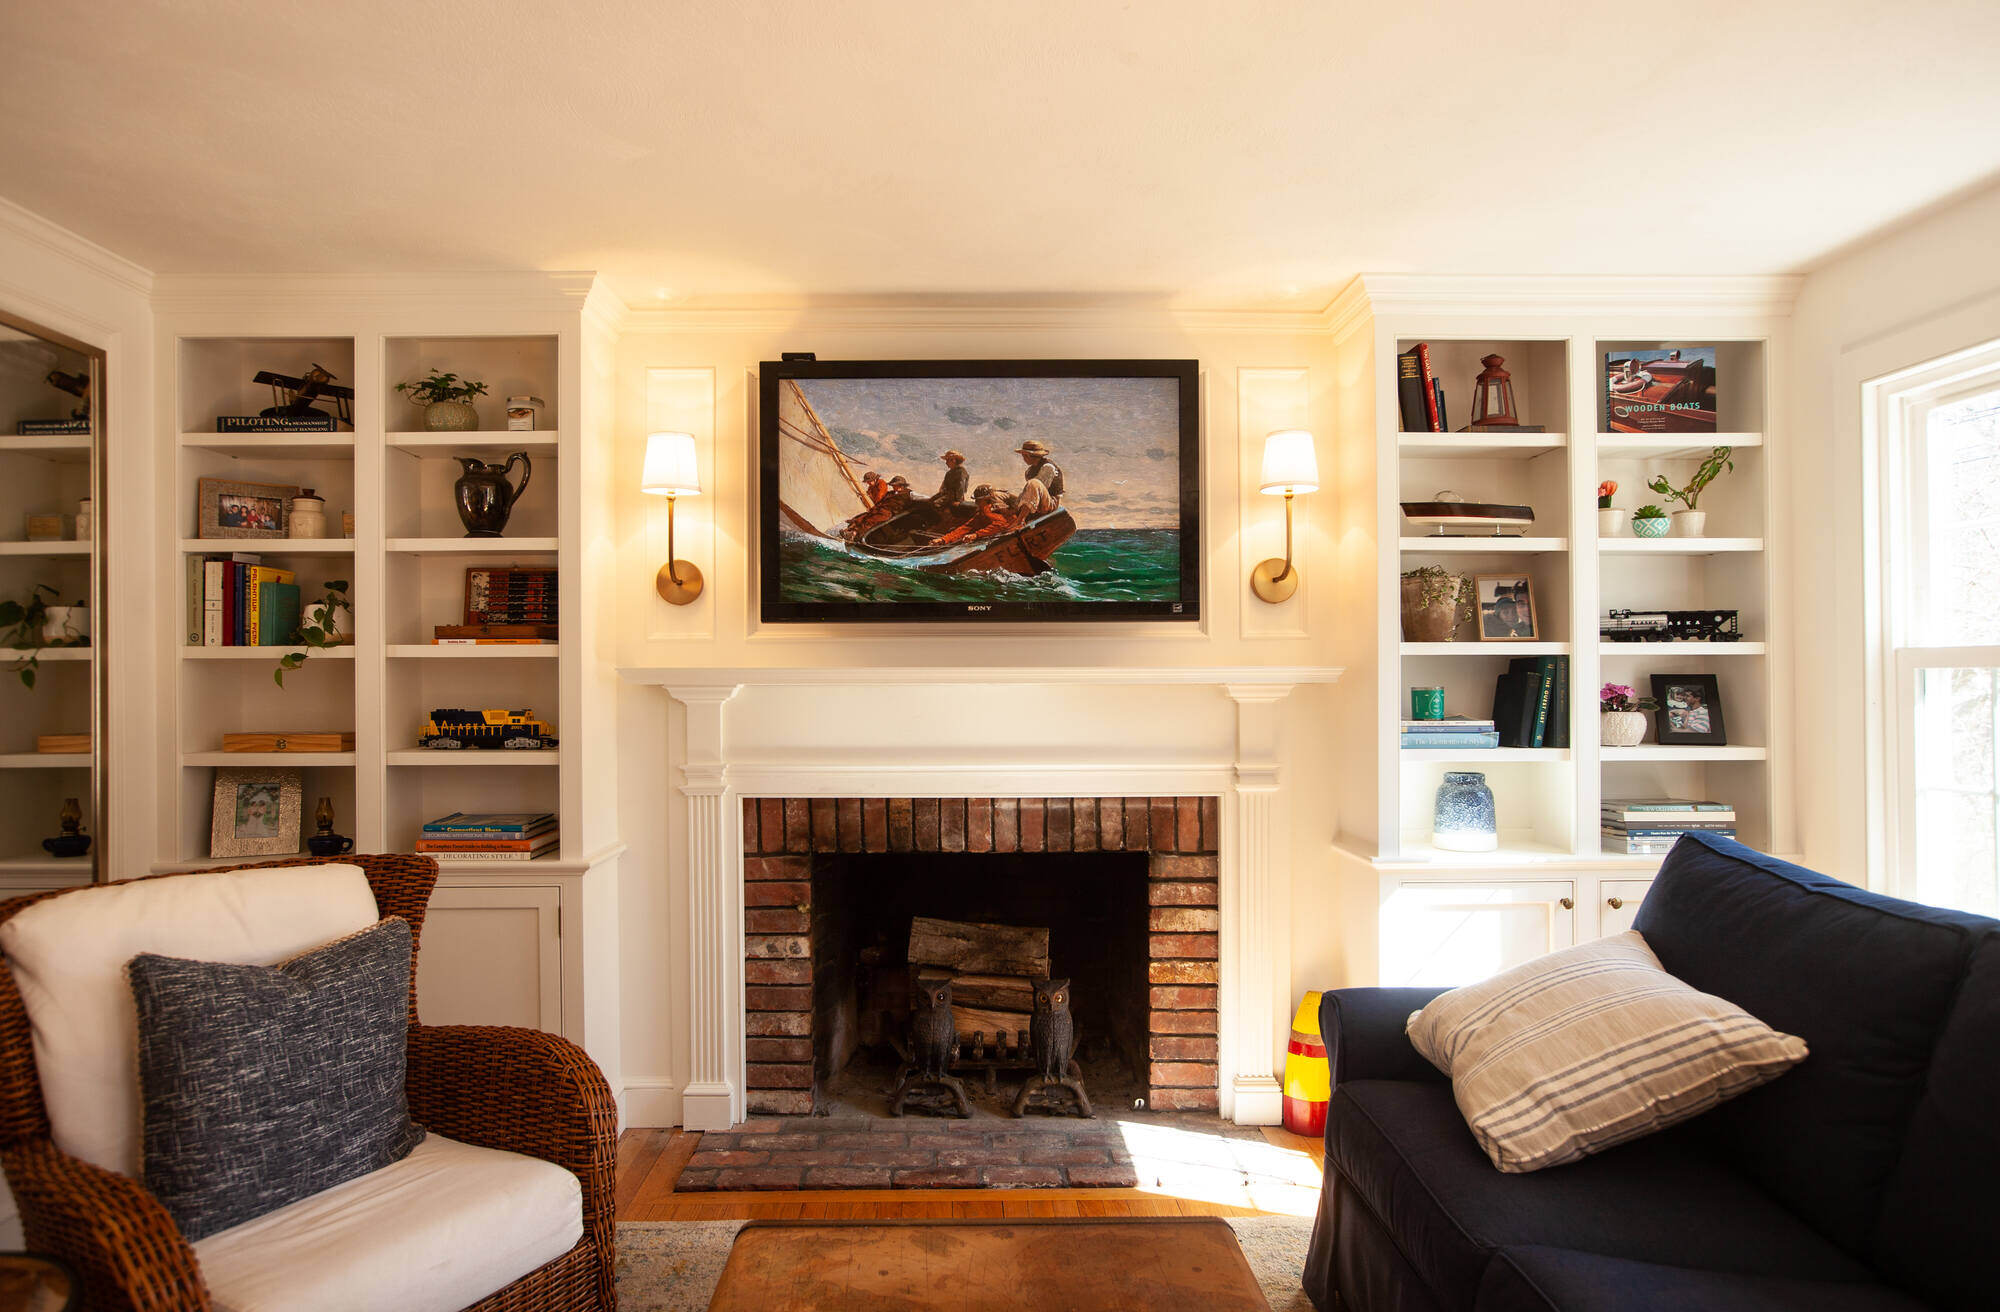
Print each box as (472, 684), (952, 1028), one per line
(741, 797), (1223, 1116)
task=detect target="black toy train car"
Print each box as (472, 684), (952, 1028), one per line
(1599, 609), (1741, 643)
(419, 708), (559, 750)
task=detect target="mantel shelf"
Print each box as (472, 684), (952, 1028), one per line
(618, 665), (1344, 689)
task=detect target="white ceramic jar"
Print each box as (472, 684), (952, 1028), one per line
(288, 491), (327, 539)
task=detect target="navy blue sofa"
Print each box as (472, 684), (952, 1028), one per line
(1302, 833), (2000, 1311)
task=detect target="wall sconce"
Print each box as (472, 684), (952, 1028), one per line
(642, 431), (703, 605)
(1250, 428), (1318, 604)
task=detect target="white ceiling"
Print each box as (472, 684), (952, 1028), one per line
(4, 1), (1997, 309)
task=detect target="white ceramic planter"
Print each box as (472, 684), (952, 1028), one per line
(41, 605), (88, 646)
(1598, 508), (1627, 537)
(1673, 510), (1707, 538)
(423, 400), (480, 432)
(304, 601), (351, 643)
(1601, 710), (1648, 747)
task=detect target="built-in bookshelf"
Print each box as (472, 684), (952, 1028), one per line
(0, 320), (101, 887)
(157, 325), (591, 873)
(1353, 308), (1791, 873)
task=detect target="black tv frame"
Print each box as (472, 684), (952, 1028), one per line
(757, 358), (1201, 624)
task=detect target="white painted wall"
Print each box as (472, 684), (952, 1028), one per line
(1789, 180), (2000, 885)
(608, 311), (1351, 1124)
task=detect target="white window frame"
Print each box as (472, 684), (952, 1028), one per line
(1866, 337), (2000, 901)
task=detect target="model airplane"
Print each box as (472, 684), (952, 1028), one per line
(253, 364), (355, 425)
(45, 368), (89, 421)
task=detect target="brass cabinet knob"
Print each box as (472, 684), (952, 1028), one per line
(1558, 897), (1574, 910)
(1607, 896), (1625, 909)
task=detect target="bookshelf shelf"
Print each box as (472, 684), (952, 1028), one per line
(387, 644), (558, 659)
(1401, 747), (1571, 763)
(386, 537), (559, 556)
(0, 755), (91, 770)
(384, 749), (562, 767)
(1401, 641), (1571, 657)
(387, 431), (560, 458)
(178, 538), (356, 555)
(1601, 745), (1767, 762)
(181, 751), (357, 767)
(10, 648), (90, 662)
(1400, 537), (1568, 555)
(1598, 642), (1767, 656)
(1596, 432), (1763, 459)
(181, 646), (355, 660)
(1, 434), (93, 463)
(177, 432), (356, 460)
(0, 541), (89, 556)
(1597, 537), (1762, 555)
(1398, 433), (1567, 459)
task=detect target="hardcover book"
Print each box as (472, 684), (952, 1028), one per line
(15, 419), (89, 435)
(1605, 348), (1717, 434)
(214, 414), (339, 432)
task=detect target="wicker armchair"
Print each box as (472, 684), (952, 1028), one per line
(0, 855), (617, 1312)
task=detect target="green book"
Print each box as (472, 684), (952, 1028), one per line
(256, 581), (301, 647)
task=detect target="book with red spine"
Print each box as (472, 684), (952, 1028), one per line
(1415, 343), (1442, 432)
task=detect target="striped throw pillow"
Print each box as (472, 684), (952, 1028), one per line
(1406, 930), (1807, 1173)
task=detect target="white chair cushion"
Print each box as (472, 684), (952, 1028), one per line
(194, 1132), (584, 1312)
(0, 863), (378, 1177)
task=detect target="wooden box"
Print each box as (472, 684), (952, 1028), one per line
(220, 732), (356, 754)
(34, 734), (90, 754)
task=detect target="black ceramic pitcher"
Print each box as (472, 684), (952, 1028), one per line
(454, 452), (532, 537)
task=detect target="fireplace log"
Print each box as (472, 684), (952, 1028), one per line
(908, 916), (1051, 978)
(948, 973), (1037, 1011)
(951, 1004), (1032, 1041)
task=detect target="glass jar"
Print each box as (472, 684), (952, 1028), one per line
(74, 498), (91, 542)
(504, 395), (545, 432)
(1433, 771), (1498, 853)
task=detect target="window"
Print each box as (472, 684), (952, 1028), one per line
(1880, 345), (2000, 914)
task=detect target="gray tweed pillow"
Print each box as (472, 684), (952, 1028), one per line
(127, 916), (426, 1240)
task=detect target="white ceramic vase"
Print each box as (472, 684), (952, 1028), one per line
(1598, 508), (1627, 537)
(1673, 510), (1707, 538)
(1601, 710), (1648, 747)
(41, 605), (88, 646)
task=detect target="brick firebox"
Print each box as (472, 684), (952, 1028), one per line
(740, 796), (1223, 1117)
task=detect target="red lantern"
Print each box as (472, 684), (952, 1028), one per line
(1469, 354), (1519, 429)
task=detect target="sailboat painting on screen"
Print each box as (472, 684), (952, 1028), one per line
(759, 359), (1201, 623)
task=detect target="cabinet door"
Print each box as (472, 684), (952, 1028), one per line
(1598, 879), (1653, 938)
(1380, 880), (1577, 987)
(417, 885), (561, 1030)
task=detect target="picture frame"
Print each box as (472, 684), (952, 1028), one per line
(1650, 673), (1727, 746)
(757, 358), (1201, 623)
(209, 766), (303, 858)
(198, 477), (296, 540)
(1474, 573), (1539, 641)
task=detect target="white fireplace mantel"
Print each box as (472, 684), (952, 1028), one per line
(621, 664), (1342, 1130)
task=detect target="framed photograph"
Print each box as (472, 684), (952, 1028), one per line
(1651, 674), (1727, 746)
(758, 359), (1200, 623)
(209, 767), (303, 858)
(1474, 573), (1539, 641)
(198, 477), (295, 539)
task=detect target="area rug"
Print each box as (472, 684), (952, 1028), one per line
(616, 1216), (1314, 1311)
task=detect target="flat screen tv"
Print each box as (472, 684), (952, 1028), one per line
(759, 358), (1200, 623)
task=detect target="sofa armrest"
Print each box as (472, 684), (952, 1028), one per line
(1321, 987), (1452, 1087)
(405, 1024), (617, 1291)
(1, 1139), (210, 1312)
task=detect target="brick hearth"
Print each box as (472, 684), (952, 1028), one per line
(676, 1117), (1143, 1192)
(740, 796), (1223, 1117)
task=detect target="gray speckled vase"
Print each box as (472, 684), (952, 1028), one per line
(1433, 771), (1498, 852)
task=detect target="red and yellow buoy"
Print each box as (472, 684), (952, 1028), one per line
(1283, 990), (1329, 1138)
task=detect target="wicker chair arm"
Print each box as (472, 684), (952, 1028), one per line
(406, 1024), (617, 1302)
(1, 1139), (210, 1312)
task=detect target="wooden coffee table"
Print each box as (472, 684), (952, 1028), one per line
(708, 1217), (1272, 1311)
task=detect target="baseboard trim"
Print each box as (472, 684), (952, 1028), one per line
(621, 1076), (683, 1128)
(1232, 1075), (1283, 1126)
(681, 1080), (737, 1131)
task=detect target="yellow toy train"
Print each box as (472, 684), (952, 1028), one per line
(419, 708), (558, 750)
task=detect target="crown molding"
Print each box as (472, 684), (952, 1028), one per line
(1345, 274), (1802, 318)
(0, 194), (154, 298)
(616, 302), (1330, 335)
(1319, 277), (1374, 345)
(149, 270), (598, 315)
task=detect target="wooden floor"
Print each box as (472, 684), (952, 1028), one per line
(617, 1125), (1326, 1222)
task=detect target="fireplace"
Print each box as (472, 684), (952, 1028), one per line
(742, 797), (1222, 1117)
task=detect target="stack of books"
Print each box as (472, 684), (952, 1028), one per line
(1602, 799), (1736, 855)
(465, 566), (557, 626)
(186, 553), (300, 647)
(414, 811), (558, 862)
(1492, 655), (1570, 748)
(1400, 717), (1499, 750)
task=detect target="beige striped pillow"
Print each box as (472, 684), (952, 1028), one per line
(1406, 930), (1807, 1173)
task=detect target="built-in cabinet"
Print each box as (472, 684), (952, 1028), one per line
(1331, 278), (1796, 986)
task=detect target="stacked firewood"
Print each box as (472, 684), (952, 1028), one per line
(907, 916), (1049, 1042)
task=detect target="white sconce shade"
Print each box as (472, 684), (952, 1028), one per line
(642, 431), (702, 496)
(1259, 429), (1319, 495)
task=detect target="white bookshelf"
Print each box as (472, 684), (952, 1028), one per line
(156, 321), (590, 870)
(1, 320), (101, 887)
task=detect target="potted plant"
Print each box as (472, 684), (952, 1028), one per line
(1597, 480), (1625, 537)
(1631, 503), (1670, 539)
(1600, 683), (1660, 746)
(1400, 566), (1474, 643)
(396, 370), (489, 432)
(275, 581), (351, 686)
(1647, 446), (1735, 538)
(0, 583), (85, 689)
